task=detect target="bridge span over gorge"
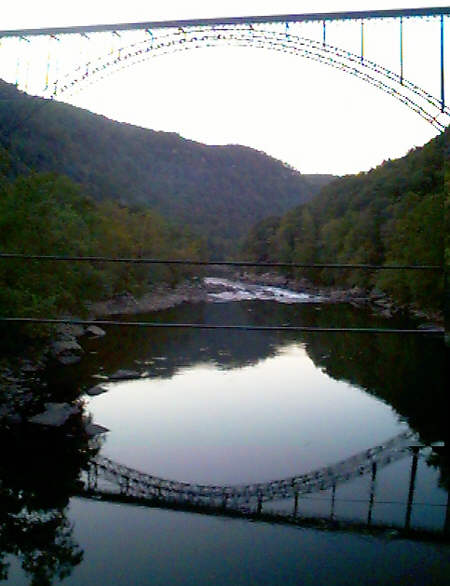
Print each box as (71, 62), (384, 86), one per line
(0, 6), (449, 131)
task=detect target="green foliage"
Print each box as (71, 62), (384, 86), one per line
(0, 172), (204, 323)
(243, 127), (448, 311)
(0, 81), (331, 258)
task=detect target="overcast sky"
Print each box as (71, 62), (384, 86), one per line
(2, 1), (448, 175)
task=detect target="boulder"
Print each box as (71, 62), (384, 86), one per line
(58, 354), (82, 365)
(52, 340), (84, 356)
(86, 384), (108, 396)
(86, 325), (106, 337)
(378, 308), (393, 319)
(29, 402), (80, 426)
(418, 323), (440, 331)
(51, 340), (84, 365)
(84, 422), (109, 437)
(55, 323), (85, 340)
(369, 288), (386, 300)
(109, 369), (140, 380)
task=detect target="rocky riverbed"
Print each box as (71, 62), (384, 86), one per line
(0, 279), (210, 426)
(235, 271), (443, 323)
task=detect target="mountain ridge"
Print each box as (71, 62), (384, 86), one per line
(0, 80), (335, 255)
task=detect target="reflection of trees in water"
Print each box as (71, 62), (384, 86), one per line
(0, 417), (101, 584)
(43, 300), (448, 488)
(303, 329), (447, 442)
(0, 509), (81, 585)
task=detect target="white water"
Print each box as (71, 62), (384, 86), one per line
(204, 277), (322, 303)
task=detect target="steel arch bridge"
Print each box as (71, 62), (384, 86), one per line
(0, 7), (449, 131)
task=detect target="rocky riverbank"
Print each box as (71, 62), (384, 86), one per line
(1, 273), (443, 427)
(88, 279), (208, 317)
(234, 271), (443, 324)
(0, 279), (209, 426)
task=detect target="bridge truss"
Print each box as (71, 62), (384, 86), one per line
(0, 7), (449, 130)
(86, 431), (415, 512)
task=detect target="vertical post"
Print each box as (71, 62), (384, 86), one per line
(360, 20), (364, 63)
(444, 488), (450, 534)
(257, 494), (263, 514)
(322, 20), (326, 47)
(293, 491), (299, 517)
(445, 267), (449, 348)
(405, 448), (419, 530)
(330, 483), (336, 521)
(88, 462), (98, 491)
(441, 14), (445, 112)
(93, 462), (98, 490)
(400, 16), (404, 85)
(367, 462), (377, 526)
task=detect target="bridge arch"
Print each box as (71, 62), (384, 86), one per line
(87, 431), (415, 509)
(50, 26), (449, 131)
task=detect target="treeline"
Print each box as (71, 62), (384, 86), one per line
(0, 168), (204, 322)
(0, 80), (331, 256)
(242, 128), (448, 312)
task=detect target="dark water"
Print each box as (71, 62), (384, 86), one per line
(2, 293), (449, 585)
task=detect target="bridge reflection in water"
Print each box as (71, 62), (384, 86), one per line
(82, 431), (450, 537)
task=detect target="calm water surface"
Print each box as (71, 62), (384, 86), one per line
(2, 281), (449, 584)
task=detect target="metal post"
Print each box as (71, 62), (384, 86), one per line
(445, 267), (449, 347)
(293, 491), (299, 517)
(322, 20), (326, 46)
(405, 448), (419, 529)
(361, 20), (364, 63)
(330, 483), (336, 520)
(444, 489), (450, 534)
(367, 462), (377, 526)
(399, 16), (404, 85)
(257, 495), (263, 514)
(441, 14), (445, 112)
(93, 462), (98, 490)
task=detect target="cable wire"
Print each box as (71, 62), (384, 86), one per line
(0, 317), (444, 335)
(0, 254), (443, 270)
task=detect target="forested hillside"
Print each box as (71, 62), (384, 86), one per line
(0, 170), (204, 322)
(242, 128), (448, 312)
(0, 81), (331, 255)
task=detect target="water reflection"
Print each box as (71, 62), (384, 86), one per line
(0, 421), (100, 584)
(43, 301), (448, 471)
(2, 297), (448, 585)
(41, 299), (448, 528)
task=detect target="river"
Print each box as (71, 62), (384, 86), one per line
(2, 279), (449, 585)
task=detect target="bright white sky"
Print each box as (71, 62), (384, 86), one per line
(2, 1), (449, 175)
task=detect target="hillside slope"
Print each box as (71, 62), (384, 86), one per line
(0, 81), (332, 256)
(242, 127), (448, 311)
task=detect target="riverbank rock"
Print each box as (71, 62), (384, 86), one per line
(84, 422), (109, 437)
(86, 325), (106, 338)
(88, 281), (208, 317)
(88, 291), (139, 316)
(29, 402), (81, 427)
(109, 369), (140, 380)
(417, 323), (442, 331)
(86, 384), (109, 396)
(51, 339), (84, 365)
(55, 323), (86, 340)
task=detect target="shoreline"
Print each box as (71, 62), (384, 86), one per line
(233, 271), (443, 325)
(87, 278), (209, 317)
(0, 274), (443, 425)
